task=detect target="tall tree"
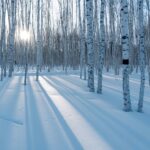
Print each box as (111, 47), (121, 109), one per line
(120, 0), (132, 111)
(78, 0), (84, 79)
(36, 0), (40, 81)
(83, 0), (87, 80)
(86, 0), (95, 92)
(129, 0), (135, 72)
(0, 0), (6, 80)
(97, 0), (105, 94)
(24, 0), (31, 85)
(7, 0), (17, 77)
(109, 0), (115, 72)
(46, 0), (52, 72)
(137, 0), (145, 112)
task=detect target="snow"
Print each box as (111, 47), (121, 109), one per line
(0, 70), (150, 150)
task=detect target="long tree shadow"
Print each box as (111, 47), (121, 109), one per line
(58, 75), (150, 108)
(52, 75), (123, 108)
(0, 76), (25, 150)
(37, 79), (84, 150)
(0, 76), (24, 122)
(24, 77), (50, 150)
(0, 76), (13, 98)
(42, 76), (150, 150)
(51, 75), (150, 115)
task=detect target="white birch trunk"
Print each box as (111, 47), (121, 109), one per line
(39, 0), (44, 72)
(24, 0), (31, 85)
(138, 0), (145, 112)
(109, 0), (115, 70)
(78, 0), (83, 79)
(146, 0), (150, 86)
(47, 0), (52, 72)
(83, 0), (86, 80)
(86, 0), (95, 92)
(8, 0), (17, 77)
(120, 0), (132, 111)
(36, 0), (40, 81)
(97, 0), (105, 94)
(0, 0), (6, 80)
(64, 0), (69, 74)
(93, 0), (100, 74)
(129, 0), (134, 73)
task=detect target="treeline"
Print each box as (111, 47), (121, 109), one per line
(0, 0), (150, 111)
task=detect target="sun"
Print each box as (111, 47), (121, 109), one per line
(20, 29), (31, 42)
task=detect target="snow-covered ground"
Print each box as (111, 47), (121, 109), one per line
(0, 70), (150, 150)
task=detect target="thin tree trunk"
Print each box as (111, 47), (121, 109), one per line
(120, 0), (132, 111)
(97, 0), (105, 94)
(24, 0), (31, 85)
(8, 0), (17, 77)
(86, 0), (95, 92)
(36, 0), (40, 81)
(138, 0), (145, 112)
(0, 0), (6, 80)
(78, 0), (83, 79)
(83, 0), (86, 80)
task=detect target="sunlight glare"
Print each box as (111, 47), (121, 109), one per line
(20, 30), (30, 42)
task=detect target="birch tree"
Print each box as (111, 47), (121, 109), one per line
(137, 0), (145, 112)
(46, 0), (52, 72)
(146, 0), (150, 85)
(78, 0), (84, 79)
(86, 0), (95, 92)
(120, 0), (131, 111)
(39, 0), (44, 72)
(7, 0), (17, 77)
(109, 0), (115, 71)
(129, 0), (134, 72)
(97, 0), (105, 94)
(36, 0), (40, 81)
(93, 0), (100, 74)
(24, 0), (31, 85)
(83, 0), (86, 80)
(0, 0), (6, 80)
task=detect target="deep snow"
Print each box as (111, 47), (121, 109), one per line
(0, 70), (150, 150)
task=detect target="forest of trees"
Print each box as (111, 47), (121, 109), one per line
(0, 0), (150, 112)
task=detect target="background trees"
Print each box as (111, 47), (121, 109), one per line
(0, 0), (149, 111)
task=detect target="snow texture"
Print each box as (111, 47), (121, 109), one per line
(0, 70), (150, 150)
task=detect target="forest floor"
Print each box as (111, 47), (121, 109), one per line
(0, 69), (150, 150)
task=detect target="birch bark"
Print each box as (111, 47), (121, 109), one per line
(8, 0), (17, 77)
(86, 0), (95, 92)
(78, 0), (84, 79)
(36, 0), (40, 81)
(97, 0), (105, 94)
(120, 0), (132, 111)
(0, 0), (6, 80)
(138, 0), (145, 112)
